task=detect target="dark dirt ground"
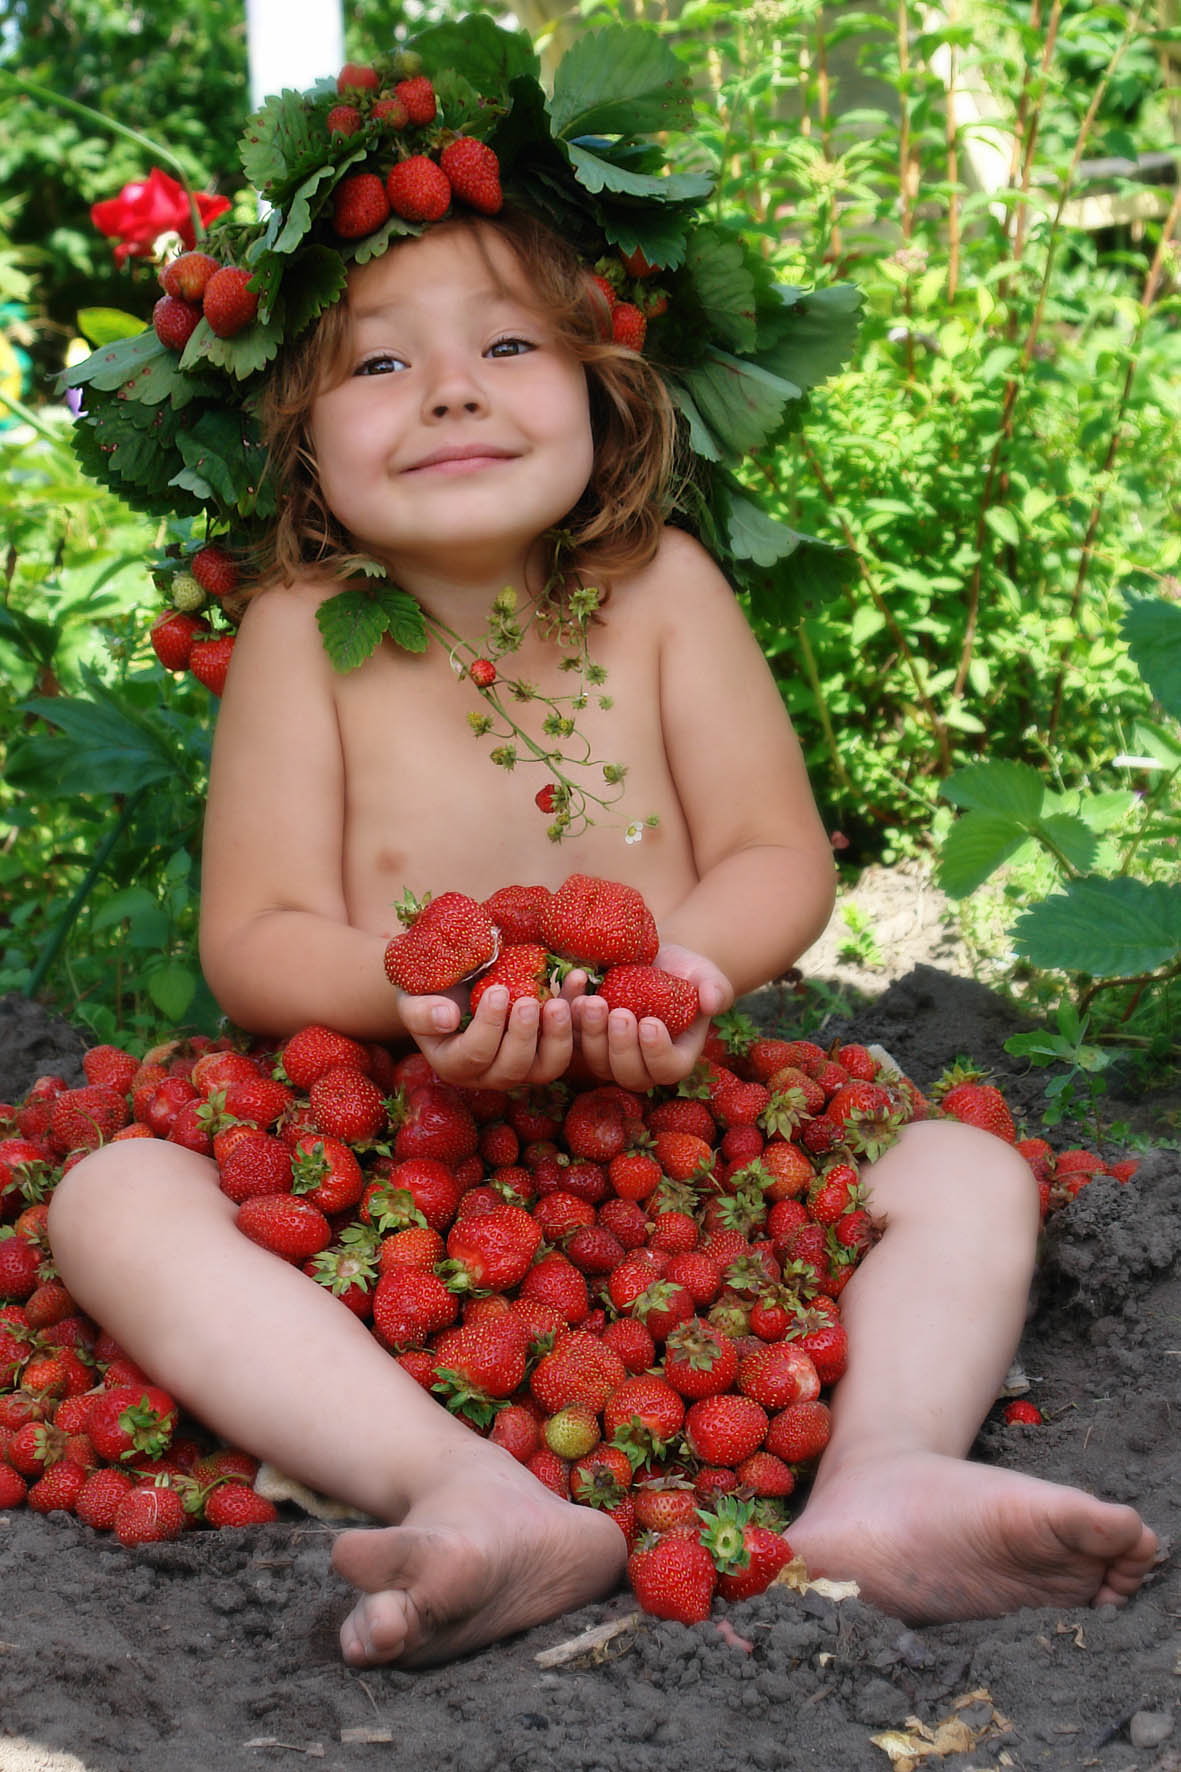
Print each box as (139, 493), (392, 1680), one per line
(0, 886), (1177, 1772)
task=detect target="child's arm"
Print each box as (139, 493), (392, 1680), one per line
(572, 528), (836, 1089)
(199, 586), (414, 1041)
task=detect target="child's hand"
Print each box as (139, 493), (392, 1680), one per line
(397, 983), (577, 1089)
(570, 944), (732, 1092)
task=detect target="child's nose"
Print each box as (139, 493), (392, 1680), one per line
(422, 356), (489, 421)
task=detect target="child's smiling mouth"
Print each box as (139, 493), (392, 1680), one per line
(403, 445), (519, 476)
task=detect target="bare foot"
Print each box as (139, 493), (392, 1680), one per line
(789, 1449), (1158, 1623)
(330, 1458), (626, 1668)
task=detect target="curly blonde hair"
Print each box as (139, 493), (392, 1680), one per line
(251, 208), (685, 602)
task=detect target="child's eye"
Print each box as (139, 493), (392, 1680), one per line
(486, 336), (535, 358)
(354, 353), (407, 376)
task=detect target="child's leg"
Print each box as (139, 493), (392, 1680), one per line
(789, 1120), (1157, 1619)
(48, 1144), (624, 1667)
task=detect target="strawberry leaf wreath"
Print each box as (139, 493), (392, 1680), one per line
(59, 14), (862, 834)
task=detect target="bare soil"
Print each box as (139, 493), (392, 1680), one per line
(1, 869), (1177, 1772)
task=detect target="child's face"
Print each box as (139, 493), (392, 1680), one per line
(307, 225), (596, 585)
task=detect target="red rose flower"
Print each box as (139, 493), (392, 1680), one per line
(90, 167), (231, 265)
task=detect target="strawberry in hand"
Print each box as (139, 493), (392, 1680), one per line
(573, 941), (731, 1092)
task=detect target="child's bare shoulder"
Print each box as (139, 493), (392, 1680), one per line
(610, 525), (738, 631)
(231, 577), (343, 683)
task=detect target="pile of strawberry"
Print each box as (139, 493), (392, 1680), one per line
(0, 876), (1137, 1622)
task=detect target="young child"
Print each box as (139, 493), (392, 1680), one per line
(47, 28), (1155, 1669)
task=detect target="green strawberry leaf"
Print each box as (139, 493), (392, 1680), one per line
(679, 349), (802, 457)
(316, 583), (429, 672)
(1123, 595), (1181, 722)
(668, 382), (723, 462)
(350, 215), (420, 268)
(757, 284), (864, 391)
(941, 759), (1046, 821)
(683, 229), (760, 355)
(179, 312), (286, 381)
(239, 88), (322, 195)
(271, 162), (343, 255)
(548, 26), (695, 139)
(1036, 813), (1100, 876)
(76, 307), (145, 347)
(598, 206), (691, 271)
(61, 329), (165, 394)
(937, 810), (1034, 898)
(725, 494), (803, 569)
(10, 689), (180, 797)
(566, 144), (712, 204)
(409, 14), (539, 100)
(278, 245), (350, 336)
(1012, 877), (1181, 978)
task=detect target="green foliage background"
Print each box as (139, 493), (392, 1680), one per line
(1, 0), (1178, 1059)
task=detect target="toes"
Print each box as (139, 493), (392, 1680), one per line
(339, 1590), (414, 1666)
(331, 1524), (412, 1592)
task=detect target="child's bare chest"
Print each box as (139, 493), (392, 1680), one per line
(329, 613), (692, 931)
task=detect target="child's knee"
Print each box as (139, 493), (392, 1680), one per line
(47, 1140), (218, 1262)
(869, 1119), (1038, 1227)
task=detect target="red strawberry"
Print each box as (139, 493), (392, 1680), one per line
(191, 545), (240, 599)
(392, 1084), (479, 1166)
(562, 1088), (632, 1163)
(372, 95), (409, 128)
(662, 1319), (739, 1399)
(597, 966), (700, 1037)
(434, 1316), (532, 1418)
(627, 1532), (716, 1623)
(468, 657), (497, 688)
(631, 1481), (700, 1533)
(309, 1065), (387, 1143)
(518, 1251), (590, 1324)
(394, 75), (436, 124)
(281, 1025), (371, 1090)
(87, 1386), (179, 1463)
(337, 62), (379, 92)
(365, 1157), (462, 1234)
(0, 1232), (42, 1300)
(221, 1074), (293, 1129)
(290, 1134), (364, 1214)
(160, 251), (220, 302)
(216, 1129), (293, 1204)
(542, 874), (659, 969)
(372, 1267), (458, 1351)
(153, 294), (202, 351)
(202, 266), (259, 338)
(333, 171), (391, 239)
(940, 1082), (1017, 1144)
(114, 1484), (186, 1547)
(48, 1084), (129, 1154)
(684, 1394), (768, 1468)
(602, 1373), (684, 1453)
(737, 1340), (821, 1410)
(700, 1497), (794, 1602)
(28, 1460), (88, 1515)
(443, 1203), (542, 1294)
(764, 1398), (831, 1463)
(612, 303), (647, 350)
(326, 102), (362, 136)
(530, 1331), (627, 1416)
(1002, 1399), (1043, 1425)
(490, 1402), (543, 1463)
(75, 1466), (135, 1530)
(439, 138), (502, 214)
(469, 944), (553, 1013)
(189, 635), (235, 696)
(204, 1483), (280, 1527)
(481, 885), (552, 944)
(384, 891), (498, 994)
(235, 1194), (332, 1262)
(82, 1045), (139, 1093)
(611, 1149), (668, 1203)
(386, 156), (451, 222)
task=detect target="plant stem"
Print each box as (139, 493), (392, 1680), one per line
(0, 70), (208, 248)
(944, 0), (961, 305)
(23, 791), (147, 1001)
(896, 0), (916, 384)
(953, 0), (1146, 702)
(1047, 177), (1181, 741)
(795, 617), (854, 796)
(797, 435), (952, 769)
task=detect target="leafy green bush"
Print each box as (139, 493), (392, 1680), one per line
(585, 0), (1181, 852)
(937, 592), (1181, 1069)
(0, 413), (219, 1042)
